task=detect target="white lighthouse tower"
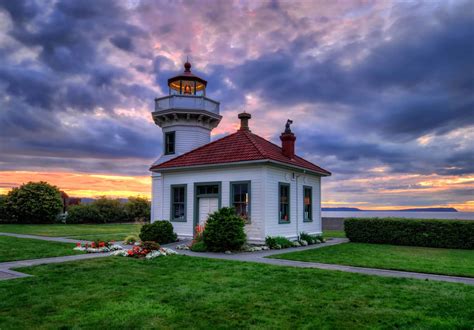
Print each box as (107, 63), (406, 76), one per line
(150, 61), (221, 220)
(151, 61), (222, 165)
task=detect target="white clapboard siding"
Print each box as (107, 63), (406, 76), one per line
(264, 166), (322, 239)
(151, 164), (323, 242)
(153, 125), (212, 165)
(152, 165), (265, 242)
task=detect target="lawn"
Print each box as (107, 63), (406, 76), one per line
(0, 224), (142, 241)
(0, 236), (83, 262)
(271, 242), (474, 278)
(0, 257), (473, 329)
(323, 230), (346, 238)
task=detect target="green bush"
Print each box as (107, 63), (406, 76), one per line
(265, 236), (293, 249)
(140, 241), (161, 251)
(190, 241), (207, 252)
(4, 181), (63, 224)
(299, 232), (325, 244)
(124, 235), (139, 244)
(66, 204), (102, 224)
(125, 196), (151, 222)
(0, 195), (8, 223)
(203, 207), (247, 252)
(93, 197), (126, 223)
(345, 218), (474, 250)
(139, 221), (177, 244)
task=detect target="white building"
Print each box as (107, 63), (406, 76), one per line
(150, 61), (331, 243)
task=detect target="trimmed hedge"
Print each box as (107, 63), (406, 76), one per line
(344, 218), (474, 250)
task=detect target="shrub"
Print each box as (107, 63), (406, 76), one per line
(67, 204), (102, 224)
(140, 241), (161, 251)
(4, 181), (63, 224)
(265, 236), (293, 249)
(125, 196), (151, 222)
(190, 241), (207, 252)
(139, 221), (177, 244)
(124, 235), (139, 244)
(0, 195), (8, 223)
(93, 197), (127, 223)
(299, 232), (325, 244)
(203, 207), (247, 252)
(345, 218), (474, 250)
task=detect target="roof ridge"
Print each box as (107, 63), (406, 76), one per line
(246, 132), (331, 175)
(150, 131), (239, 170)
(244, 131), (268, 158)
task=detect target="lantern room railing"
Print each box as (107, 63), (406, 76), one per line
(154, 95), (220, 115)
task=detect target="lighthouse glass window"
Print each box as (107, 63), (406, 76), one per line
(231, 182), (250, 223)
(279, 183), (290, 223)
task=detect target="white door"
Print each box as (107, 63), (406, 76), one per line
(198, 198), (219, 226)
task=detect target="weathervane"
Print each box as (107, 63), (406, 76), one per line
(285, 119), (293, 133)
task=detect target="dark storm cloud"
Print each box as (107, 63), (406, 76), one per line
(0, 0), (472, 211)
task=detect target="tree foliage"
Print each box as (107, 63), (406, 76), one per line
(4, 181), (63, 224)
(125, 196), (151, 222)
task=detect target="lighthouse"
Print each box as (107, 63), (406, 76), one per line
(151, 61), (222, 165)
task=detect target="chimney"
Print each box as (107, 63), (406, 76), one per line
(280, 119), (296, 159)
(238, 112), (251, 131)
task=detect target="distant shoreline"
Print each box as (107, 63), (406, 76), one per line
(322, 207), (458, 212)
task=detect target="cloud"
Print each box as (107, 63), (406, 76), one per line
(0, 0), (472, 209)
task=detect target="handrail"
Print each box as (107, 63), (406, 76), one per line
(154, 95), (220, 114)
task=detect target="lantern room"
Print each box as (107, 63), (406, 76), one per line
(168, 61), (207, 96)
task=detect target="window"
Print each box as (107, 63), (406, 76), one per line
(164, 131), (175, 155)
(196, 184), (219, 195)
(170, 185), (186, 222)
(230, 181), (251, 223)
(303, 186), (312, 222)
(279, 182), (290, 223)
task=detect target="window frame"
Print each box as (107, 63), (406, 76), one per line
(164, 131), (176, 155)
(230, 181), (251, 224)
(278, 182), (291, 224)
(170, 184), (187, 222)
(303, 185), (313, 222)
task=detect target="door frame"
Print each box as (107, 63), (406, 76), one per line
(193, 181), (222, 232)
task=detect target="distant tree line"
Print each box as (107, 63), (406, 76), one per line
(0, 181), (150, 224)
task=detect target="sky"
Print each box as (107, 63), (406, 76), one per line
(0, 0), (473, 211)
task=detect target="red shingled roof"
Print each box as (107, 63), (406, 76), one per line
(150, 130), (331, 176)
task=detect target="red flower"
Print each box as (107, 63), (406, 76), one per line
(99, 242), (105, 248)
(76, 243), (81, 247)
(91, 242), (96, 248)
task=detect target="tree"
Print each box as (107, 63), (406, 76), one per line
(125, 196), (151, 222)
(5, 181), (63, 224)
(92, 196), (126, 223)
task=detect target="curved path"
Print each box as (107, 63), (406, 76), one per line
(1, 232), (473, 285)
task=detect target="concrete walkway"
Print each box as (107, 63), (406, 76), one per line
(0, 232), (92, 244)
(1, 232), (473, 285)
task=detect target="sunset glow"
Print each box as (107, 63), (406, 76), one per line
(0, 1), (472, 212)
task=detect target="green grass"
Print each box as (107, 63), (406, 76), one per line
(0, 257), (473, 329)
(323, 230), (346, 238)
(271, 242), (474, 278)
(0, 236), (83, 262)
(0, 224), (142, 241)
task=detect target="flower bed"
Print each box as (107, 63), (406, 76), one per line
(73, 240), (178, 259)
(74, 241), (124, 253)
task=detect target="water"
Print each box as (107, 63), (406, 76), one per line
(322, 211), (474, 220)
